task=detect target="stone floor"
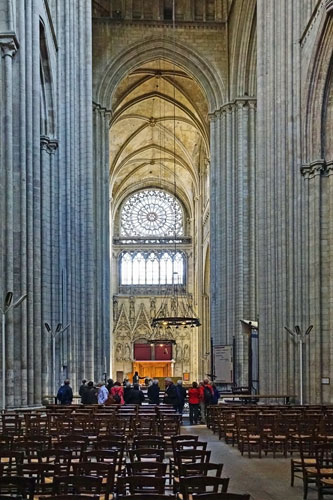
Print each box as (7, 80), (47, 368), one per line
(182, 424), (317, 500)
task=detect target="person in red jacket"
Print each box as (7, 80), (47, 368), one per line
(188, 381), (200, 425)
(110, 381), (125, 404)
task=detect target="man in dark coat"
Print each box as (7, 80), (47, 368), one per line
(57, 379), (73, 405)
(83, 381), (98, 404)
(127, 384), (145, 405)
(164, 378), (179, 410)
(148, 379), (160, 405)
(176, 380), (187, 414)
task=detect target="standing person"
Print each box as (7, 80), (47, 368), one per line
(79, 379), (88, 404)
(199, 378), (213, 424)
(106, 379), (114, 392)
(97, 381), (109, 405)
(85, 381), (98, 404)
(211, 383), (220, 405)
(127, 384), (145, 405)
(176, 380), (187, 415)
(148, 379), (160, 405)
(188, 381), (200, 425)
(164, 378), (179, 410)
(110, 381), (125, 404)
(133, 371), (145, 385)
(57, 379), (73, 405)
(123, 381), (131, 404)
(79, 379), (87, 396)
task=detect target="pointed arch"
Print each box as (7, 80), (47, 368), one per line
(96, 36), (225, 113)
(303, 12), (333, 162)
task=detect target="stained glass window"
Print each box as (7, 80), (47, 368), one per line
(120, 251), (185, 286)
(120, 189), (183, 237)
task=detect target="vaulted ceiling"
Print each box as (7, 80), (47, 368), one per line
(110, 59), (209, 217)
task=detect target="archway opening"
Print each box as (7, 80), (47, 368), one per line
(110, 58), (210, 383)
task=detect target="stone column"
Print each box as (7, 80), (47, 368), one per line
(0, 35), (19, 407)
(93, 103), (111, 380)
(41, 136), (58, 399)
(210, 98), (257, 387)
(257, 0), (306, 400)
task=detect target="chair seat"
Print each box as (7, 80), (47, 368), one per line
(306, 467), (333, 476)
(292, 458), (316, 465)
(321, 478), (333, 486)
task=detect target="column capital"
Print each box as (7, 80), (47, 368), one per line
(40, 135), (59, 154)
(208, 111), (218, 122)
(300, 159), (326, 179)
(0, 33), (19, 58)
(218, 97), (257, 113)
(325, 160), (333, 176)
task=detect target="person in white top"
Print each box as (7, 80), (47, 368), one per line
(97, 382), (109, 404)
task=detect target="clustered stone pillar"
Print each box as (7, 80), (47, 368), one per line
(0, 1), (110, 407)
(210, 98), (257, 386)
(0, 36), (19, 407)
(256, 0), (311, 402)
(93, 103), (111, 378)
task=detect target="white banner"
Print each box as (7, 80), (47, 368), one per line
(214, 345), (233, 384)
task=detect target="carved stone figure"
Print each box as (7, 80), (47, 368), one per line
(150, 297), (156, 319)
(113, 297), (119, 321)
(116, 343), (123, 361)
(129, 296), (135, 324)
(184, 344), (190, 361)
(176, 343), (183, 361)
(124, 343), (131, 361)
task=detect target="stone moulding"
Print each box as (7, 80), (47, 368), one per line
(208, 97), (257, 120)
(0, 32), (19, 57)
(301, 159), (326, 178)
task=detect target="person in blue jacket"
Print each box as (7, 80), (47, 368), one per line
(57, 379), (73, 405)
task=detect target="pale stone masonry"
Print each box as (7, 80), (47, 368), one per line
(0, 0), (332, 406)
(0, 0), (109, 406)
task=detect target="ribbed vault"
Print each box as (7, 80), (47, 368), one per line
(110, 59), (209, 213)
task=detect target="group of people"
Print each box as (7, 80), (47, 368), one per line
(56, 374), (219, 424)
(164, 377), (219, 424)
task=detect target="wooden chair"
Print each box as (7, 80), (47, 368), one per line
(171, 435), (199, 447)
(94, 439), (125, 469)
(38, 449), (72, 473)
(0, 450), (24, 475)
(178, 476), (230, 500)
(46, 496), (100, 500)
(73, 462), (116, 500)
(129, 447), (165, 462)
(290, 435), (316, 488)
(125, 461), (167, 477)
(172, 450), (211, 485)
(0, 476), (35, 500)
(117, 475), (166, 495)
(52, 475), (103, 496)
(179, 462), (224, 478)
(1, 414), (22, 436)
(263, 419), (289, 458)
(132, 437), (166, 449)
(238, 421), (262, 459)
(192, 494), (251, 500)
(82, 449), (118, 464)
(302, 442), (333, 499)
(54, 438), (87, 458)
(118, 495), (169, 500)
(17, 462), (60, 496)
